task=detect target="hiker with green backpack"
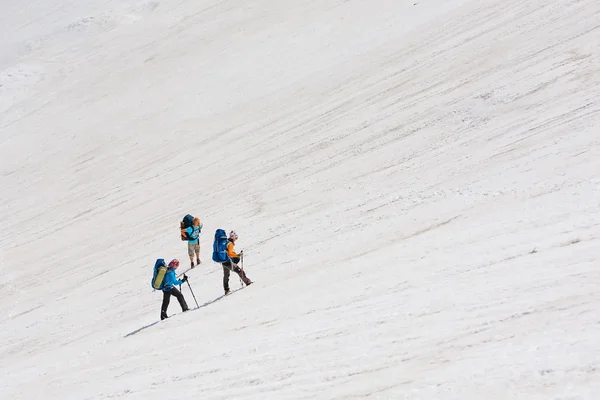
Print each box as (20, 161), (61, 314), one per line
(152, 259), (190, 320)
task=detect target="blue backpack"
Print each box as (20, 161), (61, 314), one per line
(180, 214), (195, 241)
(212, 229), (229, 263)
(151, 259), (168, 290)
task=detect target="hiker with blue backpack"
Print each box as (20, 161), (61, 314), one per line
(180, 214), (203, 268)
(213, 230), (252, 295)
(152, 259), (190, 320)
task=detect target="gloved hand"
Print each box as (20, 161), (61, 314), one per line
(239, 250), (244, 256)
(182, 275), (188, 282)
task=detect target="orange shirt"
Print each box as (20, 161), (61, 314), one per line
(227, 241), (239, 258)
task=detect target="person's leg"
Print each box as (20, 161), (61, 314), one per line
(188, 242), (195, 267)
(195, 241), (201, 264)
(161, 290), (171, 319)
(222, 264), (231, 293)
(240, 269), (252, 285)
(170, 287), (189, 311)
(233, 265), (252, 285)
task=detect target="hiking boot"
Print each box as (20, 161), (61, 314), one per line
(196, 258), (201, 265)
(225, 289), (231, 295)
(161, 312), (168, 320)
(191, 261), (194, 268)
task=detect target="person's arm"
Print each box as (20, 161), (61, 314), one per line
(174, 276), (185, 285)
(166, 270), (185, 286)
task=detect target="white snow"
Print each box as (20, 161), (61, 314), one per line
(1, 0), (600, 398)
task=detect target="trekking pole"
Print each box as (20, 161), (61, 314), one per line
(238, 253), (244, 287)
(186, 280), (200, 309)
(178, 267), (194, 292)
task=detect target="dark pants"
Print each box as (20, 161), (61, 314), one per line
(161, 287), (189, 319)
(222, 260), (251, 291)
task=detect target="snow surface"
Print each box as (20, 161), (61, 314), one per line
(1, 0), (600, 398)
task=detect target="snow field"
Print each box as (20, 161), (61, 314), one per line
(1, 0), (599, 398)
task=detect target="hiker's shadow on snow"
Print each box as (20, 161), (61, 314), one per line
(124, 321), (159, 337)
(192, 287), (243, 310)
(124, 288), (244, 338)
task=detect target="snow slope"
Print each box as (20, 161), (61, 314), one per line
(1, 0), (600, 398)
